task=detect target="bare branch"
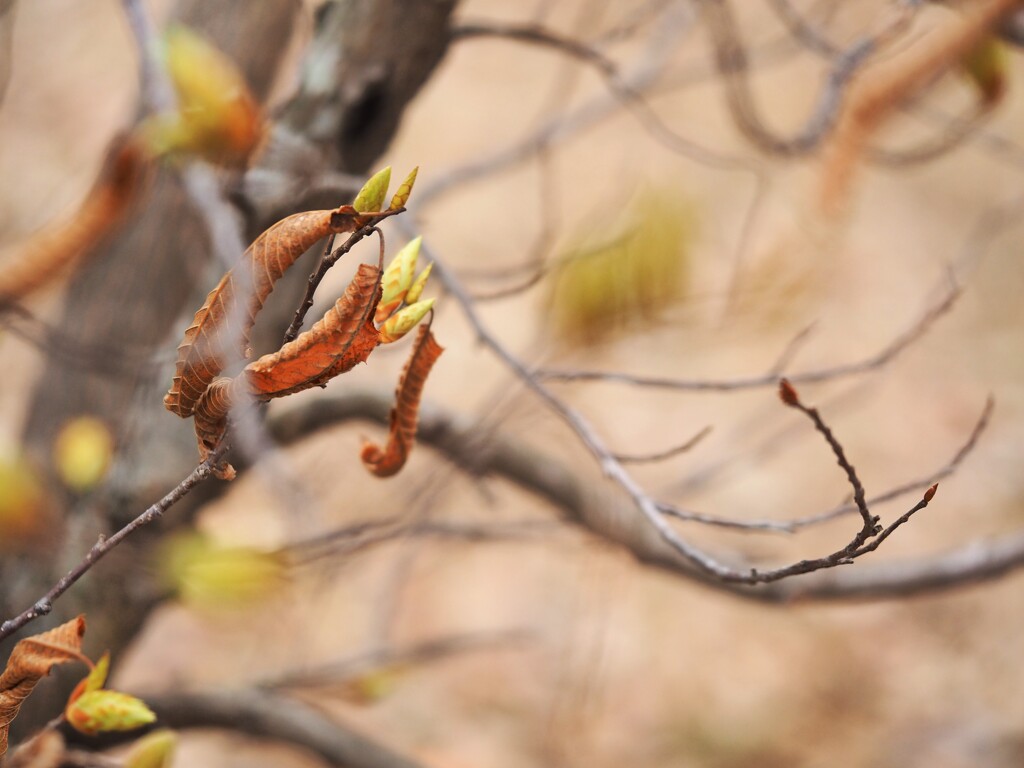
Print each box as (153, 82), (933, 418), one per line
(143, 689), (425, 768)
(613, 425), (713, 464)
(539, 274), (959, 391)
(267, 389), (1014, 601)
(0, 453), (221, 642)
(450, 19), (750, 171)
(261, 628), (535, 691)
(697, 0), (915, 156)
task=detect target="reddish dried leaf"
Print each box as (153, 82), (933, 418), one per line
(0, 137), (150, 305)
(164, 207), (369, 417)
(190, 377), (236, 479)
(0, 616), (87, 757)
(241, 263), (383, 398)
(361, 326), (443, 477)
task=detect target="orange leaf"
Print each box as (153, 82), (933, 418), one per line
(0, 616), (87, 757)
(164, 207), (370, 418)
(361, 326), (443, 477)
(0, 136), (150, 306)
(241, 263), (383, 398)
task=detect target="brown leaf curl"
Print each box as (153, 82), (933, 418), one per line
(0, 616), (87, 757)
(164, 207), (377, 418)
(242, 263), (383, 398)
(361, 325), (444, 477)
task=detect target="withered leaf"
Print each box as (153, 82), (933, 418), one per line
(242, 263), (383, 398)
(0, 137), (150, 306)
(190, 377), (236, 479)
(361, 326), (443, 477)
(187, 265), (382, 476)
(164, 207), (372, 418)
(0, 616), (87, 757)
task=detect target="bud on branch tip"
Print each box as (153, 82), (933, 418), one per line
(923, 483), (938, 503)
(778, 378), (800, 407)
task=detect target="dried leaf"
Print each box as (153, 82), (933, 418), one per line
(0, 616), (87, 757)
(242, 263), (383, 398)
(361, 326), (443, 477)
(353, 167), (392, 213)
(388, 166), (419, 211)
(378, 298), (435, 344)
(0, 136), (150, 305)
(165, 208), (367, 418)
(191, 376), (234, 457)
(65, 690), (156, 735)
(375, 236), (421, 323)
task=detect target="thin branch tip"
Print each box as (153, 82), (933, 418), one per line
(778, 377), (801, 406)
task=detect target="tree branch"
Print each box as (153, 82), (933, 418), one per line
(144, 689), (425, 768)
(0, 454), (220, 642)
(267, 389), (1020, 602)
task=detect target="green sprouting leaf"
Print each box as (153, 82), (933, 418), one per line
(404, 262), (433, 305)
(388, 166), (419, 210)
(83, 652), (109, 694)
(65, 690), (156, 735)
(126, 729), (178, 768)
(353, 167), (392, 213)
(375, 236), (422, 323)
(378, 298), (435, 344)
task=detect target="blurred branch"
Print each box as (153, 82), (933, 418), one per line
(261, 628), (535, 690)
(538, 272), (960, 391)
(285, 517), (560, 565)
(658, 396), (992, 533)
(267, 388), (1018, 601)
(143, 690), (424, 768)
(415, 2), (700, 207)
(449, 17), (749, 172)
(819, 0), (1021, 211)
(697, 0), (916, 156)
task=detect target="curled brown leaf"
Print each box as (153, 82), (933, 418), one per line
(361, 325), (444, 477)
(0, 616), (87, 757)
(164, 207), (374, 418)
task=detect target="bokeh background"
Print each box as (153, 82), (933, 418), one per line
(2, 1), (1024, 766)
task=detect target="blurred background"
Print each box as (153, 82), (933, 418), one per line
(2, 1), (1024, 766)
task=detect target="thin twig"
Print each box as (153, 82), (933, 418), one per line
(539, 275), (960, 390)
(282, 208), (404, 344)
(266, 388), (1013, 601)
(0, 453), (221, 641)
(261, 628), (535, 691)
(613, 425), (713, 464)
